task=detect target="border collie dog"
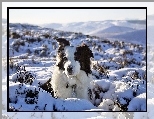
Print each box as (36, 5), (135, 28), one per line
(51, 38), (94, 101)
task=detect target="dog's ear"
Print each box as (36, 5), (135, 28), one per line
(75, 44), (93, 75)
(55, 38), (70, 47)
(76, 44), (93, 58)
(55, 38), (70, 70)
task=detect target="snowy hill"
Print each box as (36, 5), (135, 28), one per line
(9, 23), (41, 29)
(37, 23), (63, 29)
(110, 29), (146, 45)
(92, 26), (135, 34)
(40, 20), (146, 45)
(5, 22), (146, 111)
(41, 20), (146, 33)
(90, 25), (136, 39)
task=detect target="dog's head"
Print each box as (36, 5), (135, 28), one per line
(55, 38), (93, 77)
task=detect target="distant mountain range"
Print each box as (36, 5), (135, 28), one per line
(110, 29), (146, 44)
(90, 25), (136, 37)
(40, 20), (146, 45)
(3, 17), (147, 45)
(40, 20), (146, 34)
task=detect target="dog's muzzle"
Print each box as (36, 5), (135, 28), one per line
(67, 65), (73, 75)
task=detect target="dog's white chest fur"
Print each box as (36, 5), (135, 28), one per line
(51, 66), (92, 100)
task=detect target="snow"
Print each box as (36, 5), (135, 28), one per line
(9, 81), (95, 111)
(55, 98), (96, 111)
(98, 99), (114, 111)
(127, 93), (146, 111)
(2, 16), (154, 118)
(93, 79), (111, 92)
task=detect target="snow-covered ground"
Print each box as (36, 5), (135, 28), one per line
(7, 22), (146, 111)
(1, 16), (154, 118)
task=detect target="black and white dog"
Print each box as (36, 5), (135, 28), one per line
(51, 38), (94, 101)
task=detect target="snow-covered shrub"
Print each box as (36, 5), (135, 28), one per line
(10, 38), (25, 53)
(9, 81), (96, 111)
(42, 33), (50, 38)
(26, 49), (32, 54)
(11, 32), (21, 39)
(91, 79), (116, 107)
(36, 37), (42, 42)
(9, 82), (54, 111)
(9, 58), (19, 74)
(10, 66), (35, 85)
(34, 49), (40, 55)
(39, 44), (48, 57)
(98, 99), (114, 111)
(27, 37), (37, 43)
(91, 76), (146, 111)
(92, 62), (109, 79)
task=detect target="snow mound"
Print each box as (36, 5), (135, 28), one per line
(9, 82), (95, 111)
(127, 93), (146, 111)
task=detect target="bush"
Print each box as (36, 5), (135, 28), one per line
(9, 58), (19, 73)
(11, 32), (20, 39)
(11, 66), (35, 85)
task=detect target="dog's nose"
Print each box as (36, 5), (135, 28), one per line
(67, 65), (73, 73)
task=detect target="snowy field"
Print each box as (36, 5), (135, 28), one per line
(1, 17), (154, 118)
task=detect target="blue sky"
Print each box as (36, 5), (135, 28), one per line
(2, 2), (152, 25)
(8, 9), (146, 24)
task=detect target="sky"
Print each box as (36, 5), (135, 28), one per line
(8, 9), (146, 25)
(2, 2), (154, 25)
